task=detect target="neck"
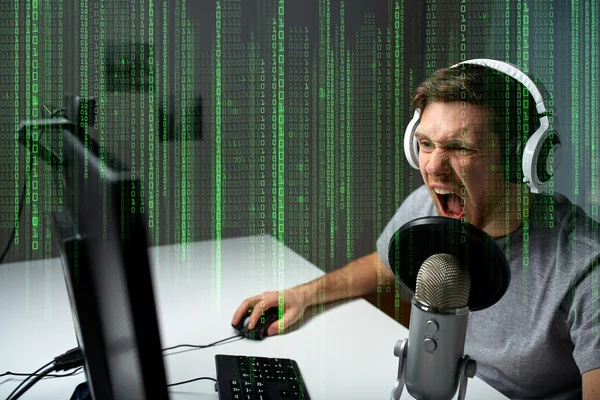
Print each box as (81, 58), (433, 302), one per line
(486, 184), (536, 239)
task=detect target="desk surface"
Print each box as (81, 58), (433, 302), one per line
(0, 235), (507, 399)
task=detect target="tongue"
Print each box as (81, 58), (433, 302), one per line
(447, 193), (463, 216)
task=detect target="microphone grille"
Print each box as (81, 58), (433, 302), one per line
(415, 253), (470, 309)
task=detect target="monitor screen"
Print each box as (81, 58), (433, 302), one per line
(21, 120), (169, 399)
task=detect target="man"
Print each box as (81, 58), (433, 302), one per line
(232, 60), (600, 399)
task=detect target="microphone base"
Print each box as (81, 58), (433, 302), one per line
(390, 339), (477, 400)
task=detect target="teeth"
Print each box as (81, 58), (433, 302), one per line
(433, 188), (452, 195)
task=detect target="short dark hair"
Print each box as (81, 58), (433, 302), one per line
(413, 64), (544, 183)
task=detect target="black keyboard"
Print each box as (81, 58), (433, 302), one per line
(215, 354), (311, 400)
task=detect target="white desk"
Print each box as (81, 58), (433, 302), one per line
(0, 235), (507, 399)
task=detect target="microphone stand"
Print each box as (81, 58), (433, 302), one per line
(390, 338), (408, 400)
(390, 339), (477, 400)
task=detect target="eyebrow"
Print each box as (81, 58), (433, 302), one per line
(414, 132), (481, 148)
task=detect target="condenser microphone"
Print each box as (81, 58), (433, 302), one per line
(391, 253), (477, 400)
(387, 217), (511, 400)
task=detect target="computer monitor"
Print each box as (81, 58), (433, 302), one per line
(19, 119), (169, 399)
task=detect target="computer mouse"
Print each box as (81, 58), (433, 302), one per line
(233, 307), (279, 340)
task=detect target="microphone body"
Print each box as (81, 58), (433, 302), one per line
(391, 253), (477, 400)
(405, 299), (469, 400)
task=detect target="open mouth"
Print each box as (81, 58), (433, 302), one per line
(432, 187), (465, 219)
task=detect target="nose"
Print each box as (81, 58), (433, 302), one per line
(424, 148), (450, 177)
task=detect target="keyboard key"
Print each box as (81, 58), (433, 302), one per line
(290, 383), (303, 399)
(279, 388), (291, 398)
(238, 356), (250, 366)
(281, 359), (292, 367)
(256, 381), (267, 396)
(231, 383), (242, 394)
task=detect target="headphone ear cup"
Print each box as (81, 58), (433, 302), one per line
(536, 130), (561, 182)
(404, 109), (422, 170)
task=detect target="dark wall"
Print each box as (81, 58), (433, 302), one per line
(0, 0), (598, 274)
(0, 0), (425, 272)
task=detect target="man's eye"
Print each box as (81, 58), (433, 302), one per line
(447, 143), (468, 151)
(457, 147), (475, 155)
(419, 141), (432, 149)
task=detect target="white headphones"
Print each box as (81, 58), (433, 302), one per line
(403, 58), (561, 194)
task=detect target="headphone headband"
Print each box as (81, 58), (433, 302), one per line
(450, 59), (547, 114)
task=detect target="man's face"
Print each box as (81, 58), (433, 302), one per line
(415, 101), (507, 233)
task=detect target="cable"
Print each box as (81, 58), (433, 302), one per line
(4, 335), (238, 398)
(167, 376), (217, 387)
(7, 364), (56, 400)
(4, 348), (83, 400)
(53, 347), (84, 372)
(161, 335), (239, 389)
(0, 367), (83, 379)
(4, 360), (53, 400)
(162, 334), (243, 353)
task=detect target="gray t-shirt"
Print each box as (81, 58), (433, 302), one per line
(377, 185), (600, 399)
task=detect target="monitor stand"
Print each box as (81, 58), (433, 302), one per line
(69, 382), (91, 400)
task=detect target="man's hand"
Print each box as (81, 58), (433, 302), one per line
(231, 288), (309, 337)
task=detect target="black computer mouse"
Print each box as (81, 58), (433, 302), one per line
(233, 307), (279, 340)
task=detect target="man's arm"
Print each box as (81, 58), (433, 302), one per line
(294, 251), (411, 327)
(232, 251), (410, 334)
(295, 251), (393, 305)
(583, 369), (600, 400)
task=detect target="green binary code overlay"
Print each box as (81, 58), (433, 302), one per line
(0, 0), (597, 328)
